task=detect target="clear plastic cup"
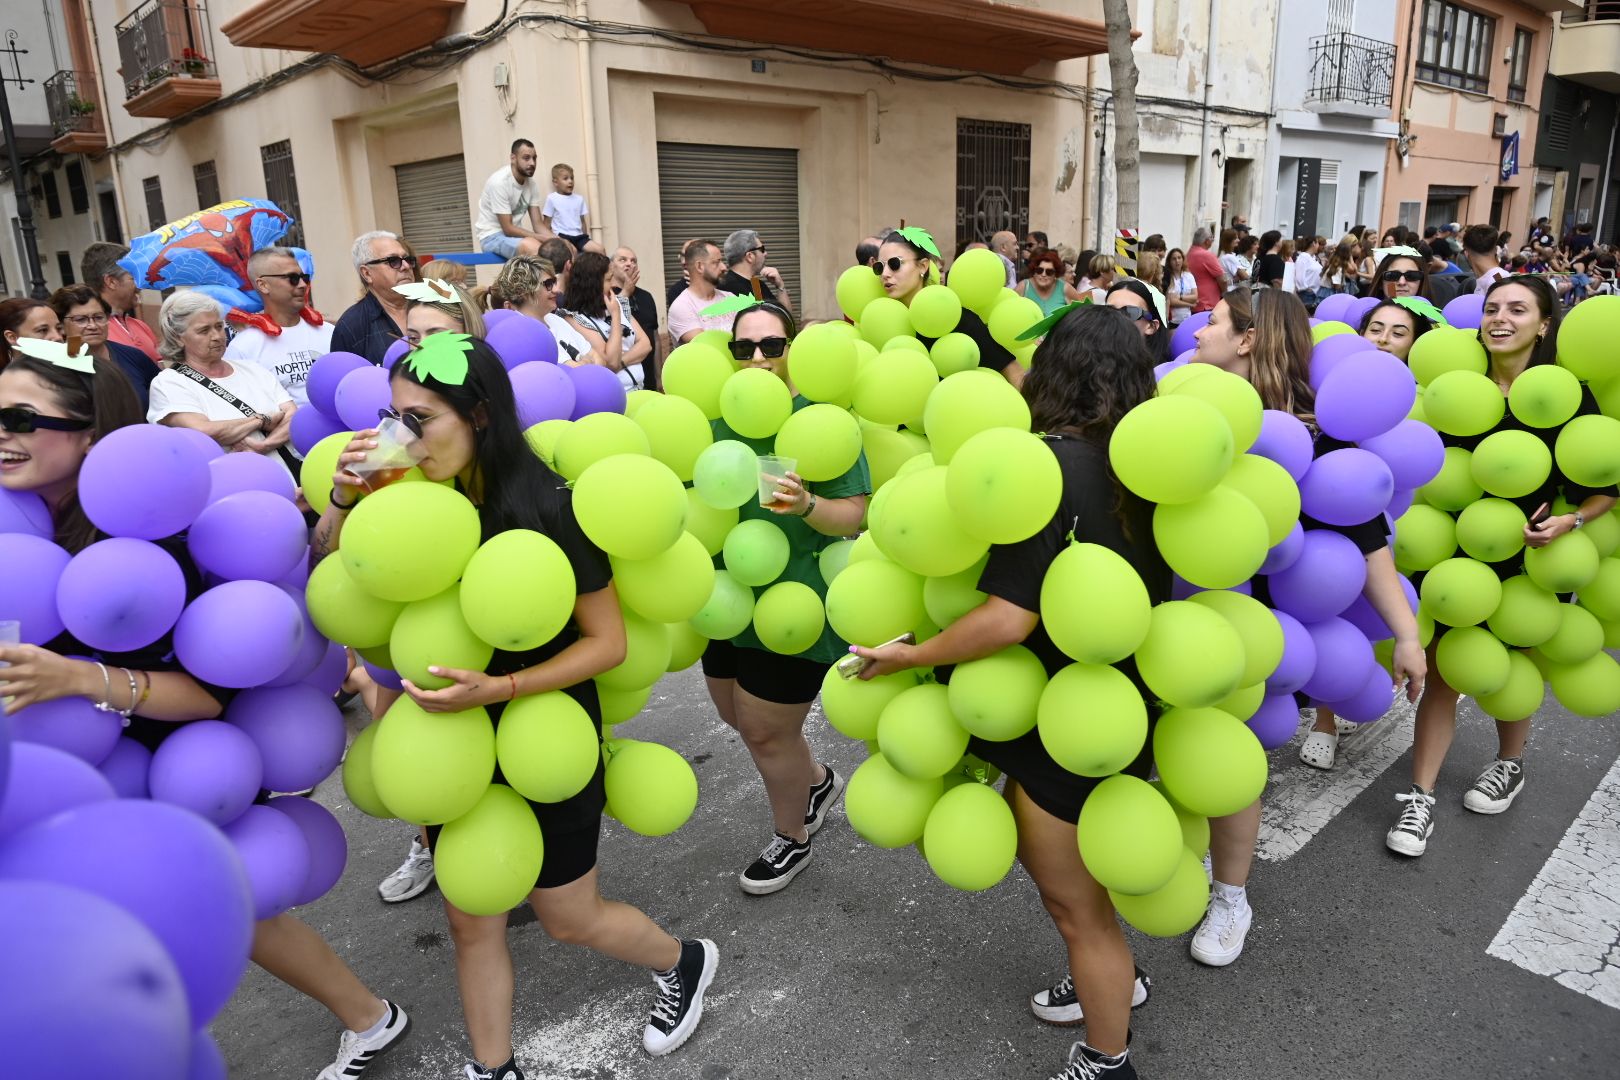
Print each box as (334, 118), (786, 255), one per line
(348, 417), (428, 493)
(757, 455), (797, 510)
(0, 619), (18, 714)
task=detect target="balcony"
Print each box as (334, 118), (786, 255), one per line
(666, 0), (1109, 76)
(45, 70), (107, 154)
(1551, 2), (1620, 92)
(1305, 31), (1396, 117)
(1520, 0), (1586, 13)
(117, 0), (221, 119)
(221, 0), (464, 68)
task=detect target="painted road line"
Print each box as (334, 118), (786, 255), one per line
(1486, 750), (1620, 1012)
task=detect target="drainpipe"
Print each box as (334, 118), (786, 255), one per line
(1596, 106), (1620, 242)
(80, 0), (131, 247)
(571, 0), (603, 247)
(1194, 0), (1221, 230)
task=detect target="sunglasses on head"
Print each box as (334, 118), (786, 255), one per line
(260, 272), (312, 286)
(365, 254), (417, 271)
(728, 337), (788, 361)
(1382, 269), (1424, 283)
(0, 406), (92, 434)
(872, 256), (914, 275)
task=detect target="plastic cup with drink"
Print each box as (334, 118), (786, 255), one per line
(347, 417), (428, 493)
(1, 619), (18, 713)
(757, 455), (798, 511)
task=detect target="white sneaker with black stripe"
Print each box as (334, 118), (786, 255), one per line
(1386, 785), (1436, 857)
(804, 764), (845, 836)
(1030, 968), (1152, 1025)
(316, 1000), (410, 1080)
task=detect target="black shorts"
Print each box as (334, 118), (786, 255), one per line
(968, 720), (1155, 826)
(700, 638), (830, 706)
(561, 233), (591, 253)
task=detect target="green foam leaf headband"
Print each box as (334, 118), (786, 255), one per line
(700, 295), (765, 318)
(895, 226), (941, 260)
(1392, 295), (1449, 326)
(404, 332), (474, 386)
(1016, 297), (1093, 342)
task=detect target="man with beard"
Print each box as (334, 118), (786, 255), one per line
(475, 139), (548, 259)
(224, 245), (332, 414)
(667, 240), (735, 344)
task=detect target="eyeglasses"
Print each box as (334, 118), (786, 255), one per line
(872, 256), (915, 275)
(728, 336), (788, 361)
(259, 272), (312, 286)
(365, 255), (417, 272)
(542, 277), (558, 293)
(377, 406), (443, 440)
(1382, 270), (1423, 283)
(0, 406), (92, 434)
(64, 313), (110, 327)
(1114, 304), (1154, 324)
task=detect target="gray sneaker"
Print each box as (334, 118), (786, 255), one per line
(1462, 758), (1524, 815)
(1386, 785), (1436, 857)
(378, 837), (435, 903)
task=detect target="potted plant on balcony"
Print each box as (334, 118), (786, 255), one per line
(180, 47), (210, 77)
(68, 95), (96, 117)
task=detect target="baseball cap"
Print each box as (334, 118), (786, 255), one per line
(1446, 222), (1461, 233)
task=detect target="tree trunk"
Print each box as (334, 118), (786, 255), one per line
(1102, 0), (1142, 238)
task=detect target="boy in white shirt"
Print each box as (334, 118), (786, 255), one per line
(543, 163), (591, 252)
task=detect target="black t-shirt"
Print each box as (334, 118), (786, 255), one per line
(1257, 253), (1287, 287)
(622, 286), (661, 391)
(916, 306), (1018, 374)
(717, 269), (781, 306)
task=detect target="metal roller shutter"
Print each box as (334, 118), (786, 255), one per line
(395, 156), (473, 255)
(657, 142), (801, 302)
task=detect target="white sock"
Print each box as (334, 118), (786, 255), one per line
(355, 1002), (392, 1038)
(1212, 880), (1248, 906)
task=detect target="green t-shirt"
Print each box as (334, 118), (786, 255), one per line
(711, 396), (872, 663)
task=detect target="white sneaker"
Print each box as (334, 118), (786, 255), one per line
(1386, 785), (1436, 857)
(1462, 758), (1525, 815)
(1190, 888), (1252, 967)
(378, 838), (435, 903)
(316, 1000), (410, 1079)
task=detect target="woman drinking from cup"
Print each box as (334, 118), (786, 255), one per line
(880, 227), (1023, 387)
(50, 284), (160, 407)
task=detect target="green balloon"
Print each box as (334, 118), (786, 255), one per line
(689, 569), (755, 640)
(1110, 847), (1211, 938)
(613, 531), (715, 623)
(460, 530), (577, 652)
(1507, 365), (1583, 428)
(924, 555), (989, 628)
(341, 722), (392, 818)
(895, 451), (937, 479)
(1150, 779), (1210, 855)
(572, 454), (686, 561)
(1036, 663), (1148, 776)
(1488, 574), (1563, 648)
(496, 692), (599, 804)
(1108, 395), (1235, 505)
(552, 412), (651, 482)
(872, 466), (990, 577)
(1040, 543), (1152, 664)
(1454, 498), (1528, 564)
(945, 428), (1063, 545)
(1536, 601), (1605, 664)
(390, 585), (494, 690)
(600, 683), (653, 724)
(1582, 508), (1620, 558)
(434, 784), (544, 916)
(340, 481), (482, 603)
(1524, 529), (1601, 593)
(836, 264), (888, 322)
(1392, 504), (1459, 573)
(1470, 430), (1551, 500)
(355, 642), (395, 671)
(719, 367), (794, 440)
(603, 738), (698, 836)
(774, 403), (863, 483)
(929, 332), (981, 377)
(1153, 706), (1267, 817)
(300, 430), (355, 515)
(884, 335), (930, 357)
(1555, 414), (1620, 488)
(862, 425), (929, 491)
(666, 621), (709, 673)
(1475, 650), (1544, 723)
(818, 539), (857, 588)
(1435, 625), (1512, 696)
(662, 341), (736, 420)
(852, 348), (938, 426)
(524, 418), (571, 468)
(370, 695), (495, 825)
(787, 323), (859, 405)
(1311, 321), (1354, 344)
(633, 394), (713, 482)
(821, 666), (921, 741)
(1077, 774), (1183, 896)
(1420, 557), (1503, 627)
(752, 581), (826, 655)
(1153, 485), (1271, 590)
(1215, 681), (1265, 720)
(306, 555), (404, 648)
(846, 531), (887, 565)
(923, 368), (1031, 465)
(688, 481), (747, 550)
(1579, 557), (1620, 621)
(1594, 373), (1620, 419)
(1223, 454), (1301, 546)
(907, 284), (963, 338)
(722, 518), (791, 587)
(987, 294), (1046, 351)
(1137, 601), (1246, 708)
(877, 683), (970, 780)
(858, 297), (914, 348)
(922, 781), (1018, 892)
(693, 329), (732, 354)
(1423, 370), (1506, 437)
(1555, 293), (1620, 382)
(1165, 366), (1264, 453)
(1408, 326), (1489, 385)
(1547, 650), (1620, 717)
(1415, 446), (1483, 512)
(946, 249), (1008, 313)
(845, 752), (943, 848)
(947, 645), (1047, 740)
(597, 609), (670, 692)
(624, 389), (661, 418)
(1187, 589), (1284, 686)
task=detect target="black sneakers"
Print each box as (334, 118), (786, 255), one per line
(1049, 1041), (1137, 1079)
(1463, 757), (1525, 815)
(1386, 784), (1437, 857)
(1030, 968), (1153, 1025)
(739, 832), (813, 895)
(643, 938), (719, 1056)
(805, 763), (845, 836)
(463, 1057), (522, 1080)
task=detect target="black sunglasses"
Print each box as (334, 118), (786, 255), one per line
(1114, 304), (1154, 324)
(872, 256), (915, 275)
(260, 272), (312, 286)
(728, 337), (788, 361)
(748, 245), (767, 255)
(1382, 269), (1424, 283)
(0, 406), (92, 434)
(376, 406), (440, 439)
(542, 277), (558, 292)
(365, 255), (417, 271)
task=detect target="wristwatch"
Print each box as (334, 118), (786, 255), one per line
(1572, 511), (1585, 530)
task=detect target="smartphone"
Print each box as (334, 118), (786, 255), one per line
(835, 633), (916, 680)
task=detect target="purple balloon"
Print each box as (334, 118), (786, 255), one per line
(226, 684), (345, 793)
(1442, 293), (1484, 330)
(1265, 529), (1368, 623)
(306, 351), (370, 419)
(188, 491), (307, 583)
(168, 424), (227, 463)
(362, 658), (404, 690)
(0, 533), (70, 643)
(509, 360), (578, 427)
(265, 599), (330, 688)
(187, 1030), (227, 1080)
(10, 693), (121, 765)
(1170, 310), (1210, 358)
(1300, 616), (1376, 702)
(174, 581), (304, 688)
(1308, 333), (1377, 391)
(1153, 357), (1189, 381)
(222, 804), (311, 920)
(334, 365), (393, 433)
(1314, 293), (1356, 325)
(380, 338), (410, 372)
(1385, 488), (1415, 520)
(1259, 521), (1306, 575)
(0, 798), (255, 1029)
(1266, 609), (1318, 695)
(1246, 692), (1304, 751)
(79, 425), (211, 540)
(1359, 419), (1445, 491)
(303, 639), (350, 697)
(0, 702), (8, 809)
(1318, 660), (1397, 723)
(1300, 448), (1396, 528)
(488, 313), (560, 370)
(567, 363), (629, 418)
(483, 308), (518, 334)
(1249, 410), (1315, 481)
(148, 721), (263, 826)
(0, 880), (191, 1077)
(56, 537), (188, 653)
(1349, 295), (1383, 324)
(290, 404), (348, 458)
(1341, 574), (1418, 642)
(0, 486), (52, 537)
(99, 736), (153, 799)
(206, 451), (298, 505)
(0, 741), (116, 835)
(278, 555), (312, 591)
(1316, 350), (1418, 442)
(267, 796), (349, 907)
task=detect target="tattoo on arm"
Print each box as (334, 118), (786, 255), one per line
(310, 517), (338, 570)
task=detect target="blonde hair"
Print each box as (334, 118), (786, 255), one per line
(1089, 253), (1117, 279)
(408, 282), (487, 339)
(486, 256), (556, 311)
(1134, 252), (1162, 287)
(551, 163), (574, 180)
(419, 259), (468, 286)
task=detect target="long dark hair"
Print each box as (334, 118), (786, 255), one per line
(1106, 278), (1172, 366)
(1024, 304), (1155, 443)
(1358, 300), (1435, 342)
(1482, 274), (1562, 369)
(559, 251), (612, 319)
(5, 354), (142, 553)
(1220, 287), (1316, 422)
(1371, 251), (1431, 301)
(389, 337), (569, 541)
(730, 303), (797, 341)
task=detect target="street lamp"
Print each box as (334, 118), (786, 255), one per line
(0, 28), (49, 300)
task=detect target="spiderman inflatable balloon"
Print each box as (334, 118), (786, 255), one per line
(120, 198), (314, 314)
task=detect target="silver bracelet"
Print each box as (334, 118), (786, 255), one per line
(120, 667), (140, 722)
(90, 661), (114, 713)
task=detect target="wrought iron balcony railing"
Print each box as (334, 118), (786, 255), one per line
(116, 0), (217, 100)
(44, 70), (101, 137)
(1306, 31), (1396, 111)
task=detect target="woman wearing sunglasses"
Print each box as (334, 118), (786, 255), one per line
(698, 299), (872, 894)
(1018, 251), (1082, 318)
(0, 347), (413, 1080)
(486, 256), (603, 368)
(1104, 278), (1172, 367)
(1, 297), (66, 363)
(882, 228), (1023, 387)
(315, 335), (718, 1079)
(46, 285), (160, 409)
(1369, 246), (1431, 302)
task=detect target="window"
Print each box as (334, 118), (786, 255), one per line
(1315, 161), (1340, 240)
(1398, 201), (1423, 233)
(66, 161), (89, 215)
(1416, 0), (1494, 95)
(1508, 28), (1532, 103)
(42, 172), (62, 219)
(956, 118), (1032, 249)
(194, 160), (220, 210)
(56, 252), (75, 286)
(260, 140), (304, 248)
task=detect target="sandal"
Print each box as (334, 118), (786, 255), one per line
(1334, 715), (1358, 737)
(1299, 730), (1338, 770)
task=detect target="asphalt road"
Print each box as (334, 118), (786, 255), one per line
(216, 668), (1620, 1080)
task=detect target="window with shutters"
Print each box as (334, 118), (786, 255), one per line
(395, 156), (473, 256)
(42, 172), (62, 219)
(66, 162), (89, 215)
(261, 140), (305, 248)
(143, 175), (166, 230)
(957, 118), (1031, 249)
(1543, 80), (1577, 154)
(1315, 161), (1340, 239)
(1416, 0), (1494, 96)
(57, 252), (75, 285)
(656, 142), (801, 302)
(194, 160), (220, 210)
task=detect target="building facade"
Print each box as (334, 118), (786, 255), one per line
(1534, 1), (1620, 244)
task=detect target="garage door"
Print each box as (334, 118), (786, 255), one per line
(1138, 154), (1189, 243)
(395, 155), (472, 257)
(657, 143), (800, 302)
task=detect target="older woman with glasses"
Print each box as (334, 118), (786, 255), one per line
(1018, 251), (1083, 318)
(49, 285), (163, 409)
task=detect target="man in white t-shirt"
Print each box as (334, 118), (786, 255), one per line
(474, 139), (547, 259)
(667, 241), (736, 344)
(225, 246), (333, 414)
(1464, 224), (1510, 296)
